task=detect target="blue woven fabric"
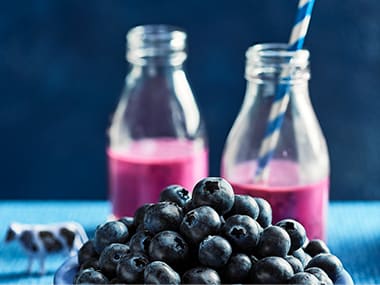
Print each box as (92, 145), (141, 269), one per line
(0, 201), (379, 284)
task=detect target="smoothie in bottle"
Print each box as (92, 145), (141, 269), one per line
(222, 44), (329, 239)
(108, 25), (208, 218)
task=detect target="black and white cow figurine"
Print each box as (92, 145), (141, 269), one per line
(5, 222), (88, 275)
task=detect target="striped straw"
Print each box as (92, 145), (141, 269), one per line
(254, 0), (316, 182)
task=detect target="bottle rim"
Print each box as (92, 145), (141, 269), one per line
(245, 43), (310, 82)
(126, 24), (187, 65)
(246, 43), (310, 65)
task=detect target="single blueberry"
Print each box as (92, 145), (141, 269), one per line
(149, 230), (189, 267)
(305, 267), (334, 285)
(251, 256), (294, 284)
(304, 239), (331, 257)
(223, 253), (252, 283)
(78, 240), (99, 265)
(116, 254), (149, 283)
(198, 235), (232, 268)
(288, 272), (320, 285)
(191, 177), (234, 215)
(180, 206), (221, 244)
(276, 219), (306, 252)
(182, 267), (221, 285)
(221, 214), (262, 251)
(74, 268), (109, 284)
(133, 203), (154, 227)
(129, 230), (153, 255)
(292, 248), (312, 267)
(285, 255), (304, 273)
(305, 253), (343, 282)
(143, 202), (183, 234)
(98, 243), (131, 277)
(254, 197), (272, 228)
(93, 221), (129, 254)
(159, 185), (191, 207)
(256, 225), (291, 258)
(144, 261), (181, 284)
(225, 194), (259, 220)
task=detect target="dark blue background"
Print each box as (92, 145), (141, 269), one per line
(1, 0), (379, 200)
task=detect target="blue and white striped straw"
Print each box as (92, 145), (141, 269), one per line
(254, 0), (316, 182)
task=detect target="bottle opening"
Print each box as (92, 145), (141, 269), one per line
(126, 25), (187, 65)
(245, 43), (310, 83)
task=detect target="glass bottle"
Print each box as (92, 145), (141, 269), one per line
(221, 43), (329, 240)
(108, 25), (208, 218)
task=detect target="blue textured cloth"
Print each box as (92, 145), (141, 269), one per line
(0, 201), (379, 284)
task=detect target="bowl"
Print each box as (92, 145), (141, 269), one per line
(54, 255), (354, 285)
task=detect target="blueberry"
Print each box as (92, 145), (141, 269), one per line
(251, 256), (294, 284)
(292, 248), (312, 267)
(276, 219), (306, 252)
(198, 235), (232, 268)
(143, 202), (183, 234)
(180, 206), (221, 244)
(285, 255), (303, 273)
(118, 216), (136, 235)
(305, 267), (334, 285)
(79, 258), (100, 271)
(306, 253), (343, 282)
(74, 268), (109, 284)
(182, 200), (195, 213)
(304, 239), (331, 257)
(225, 194), (259, 220)
(221, 215), (262, 251)
(149, 230), (189, 266)
(159, 185), (191, 207)
(191, 177), (234, 215)
(223, 253), (252, 283)
(129, 230), (153, 255)
(254, 197), (272, 228)
(93, 221), (129, 254)
(144, 261), (181, 284)
(182, 267), (221, 285)
(256, 225), (291, 257)
(98, 243), (131, 277)
(133, 203), (153, 226)
(288, 272), (320, 285)
(78, 240), (99, 265)
(117, 254), (149, 283)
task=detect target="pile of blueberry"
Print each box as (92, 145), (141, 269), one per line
(75, 177), (345, 284)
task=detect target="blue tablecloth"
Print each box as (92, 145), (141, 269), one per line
(0, 201), (379, 284)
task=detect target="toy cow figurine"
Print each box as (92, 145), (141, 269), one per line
(5, 222), (88, 275)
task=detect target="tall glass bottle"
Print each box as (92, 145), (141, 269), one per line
(108, 25), (208, 218)
(221, 43), (329, 239)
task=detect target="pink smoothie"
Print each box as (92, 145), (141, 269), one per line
(224, 160), (329, 240)
(108, 139), (208, 218)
